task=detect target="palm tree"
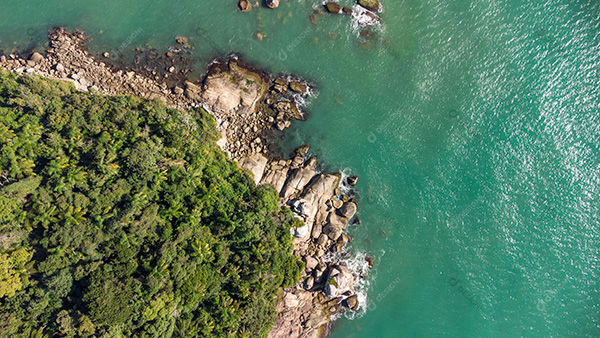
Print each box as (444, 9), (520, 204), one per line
(32, 204), (59, 229)
(60, 206), (86, 226)
(9, 155), (35, 179)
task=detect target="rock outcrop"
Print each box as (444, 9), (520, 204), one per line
(358, 0), (380, 12)
(266, 0), (280, 9)
(0, 28), (366, 338)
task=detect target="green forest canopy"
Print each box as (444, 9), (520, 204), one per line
(0, 70), (303, 338)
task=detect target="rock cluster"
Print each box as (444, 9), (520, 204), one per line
(239, 145), (363, 338)
(0, 28), (366, 338)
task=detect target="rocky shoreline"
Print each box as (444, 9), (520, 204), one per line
(0, 28), (369, 338)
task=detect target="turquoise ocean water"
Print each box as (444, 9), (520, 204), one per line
(1, 0), (599, 337)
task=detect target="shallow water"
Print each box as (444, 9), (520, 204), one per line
(2, 0), (600, 336)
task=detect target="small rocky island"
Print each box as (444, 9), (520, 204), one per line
(0, 28), (368, 338)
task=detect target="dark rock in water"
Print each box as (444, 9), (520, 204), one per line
(344, 294), (359, 310)
(342, 6), (353, 14)
(266, 0), (279, 9)
(352, 216), (361, 225)
(358, 0), (380, 12)
(365, 255), (374, 268)
(289, 81), (308, 93)
(365, 11), (381, 22)
(325, 2), (342, 14)
(347, 175), (358, 186)
(176, 36), (188, 44)
(360, 30), (372, 39)
(238, 0), (252, 11)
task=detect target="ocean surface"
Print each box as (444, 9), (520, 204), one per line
(1, 0), (600, 337)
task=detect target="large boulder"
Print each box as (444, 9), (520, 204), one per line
(358, 0), (380, 11)
(325, 2), (342, 13)
(298, 174), (340, 222)
(292, 224), (310, 238)
(260, 160), (290, 193)
(280, 167), (315, 200)
(29, 52), (43, 63)
(324, 265), (354, 297)
(303, 256), (319, 271)
(344, 294), (359, 310)
(328, 212), (348, 230)
(201, 59), (268, 113)
(238, 0), (252, 11)
(239, 153), (268, 184)
(338, 201), (357, 219)
(322, 223), (343, 241)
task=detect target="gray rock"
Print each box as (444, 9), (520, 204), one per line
(298, 174), (341, 223)
(239, 153), (268, 184)
(304, 256), (319, 271)
(292, 224), (310, 238)
(260, 163), (289, 193)
(280, 167), (315, 200)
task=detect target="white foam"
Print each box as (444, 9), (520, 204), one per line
(350, 4), (383, 30)
(322, 249), (383, 319)
(337, 167), (355, 196)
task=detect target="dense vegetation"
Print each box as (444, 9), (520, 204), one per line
(0, 70), (303, 338)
